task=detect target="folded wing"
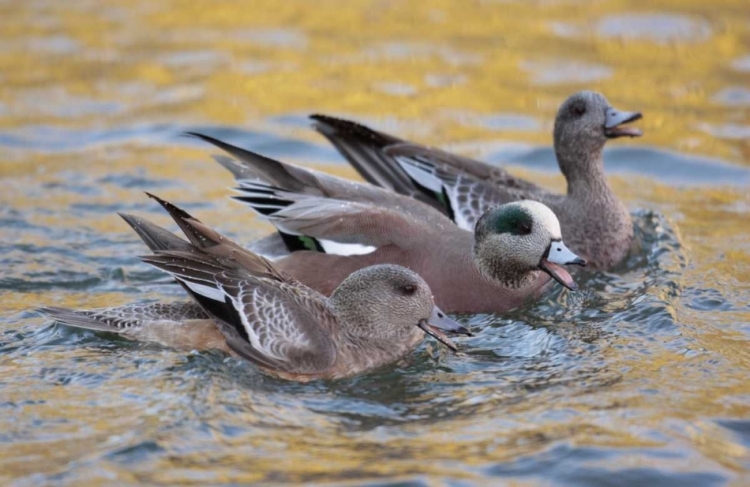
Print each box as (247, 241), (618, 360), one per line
(310, 115), (550, 228)
(232, 182), (440, 255)
(188, 132), (453, 226)
(142, 250), (337, 375)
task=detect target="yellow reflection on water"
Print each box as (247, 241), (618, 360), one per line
(1, 0), (748, 162)
(1, 0), (749, 484)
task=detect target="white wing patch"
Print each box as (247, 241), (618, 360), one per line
(183, 281), (227, 302)
(153, 260), (229, 302)
(268, 221), (378, 257)
(396, 155), (482, 231)
(319, 239), (377, 256)
(395, 156), (443, 192)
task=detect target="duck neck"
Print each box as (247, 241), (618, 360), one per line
(327, 292), (370, 340)
(332, 305), (422, 370)
(556, 143), (611, 199)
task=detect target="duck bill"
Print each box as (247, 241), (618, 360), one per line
(539, 260), (577, 290)
(539, 240), (586, 291)
(604, 107), (643, 138)
(418, 306), (472, 352)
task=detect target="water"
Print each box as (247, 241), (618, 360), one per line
(1, 1), (749, 485)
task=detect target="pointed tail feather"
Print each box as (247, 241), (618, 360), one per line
(187, 132), (313, 193)
(310, 114), (402, 148)
(119, 213), (193, 253)
(309, 114), (419, 195)
(144, 192), (223, 250)
(187, 132), (445, 255)
(143, 193), (289, 279)
(213, 154), (260, 181)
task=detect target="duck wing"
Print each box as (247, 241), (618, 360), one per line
(311, 115), (553, 229)
(231, 182), (445, 256)
(142, 250), (337, 375)
(187, 131), (449, 224)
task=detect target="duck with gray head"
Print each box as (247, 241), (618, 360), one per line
(310, 90), (642, 270)
(39, 200), (470, 382)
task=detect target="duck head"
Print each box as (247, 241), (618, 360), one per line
(553, 91), (642, 184)
(330, 264), (471, 351)
(474, 201), (586, 290)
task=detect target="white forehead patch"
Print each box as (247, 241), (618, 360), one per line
(517, 200), (562, 239)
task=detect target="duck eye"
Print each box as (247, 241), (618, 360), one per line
(570, 103), (586, 117)
(402, 285), (416, 295)
(516, 221), (532, 235)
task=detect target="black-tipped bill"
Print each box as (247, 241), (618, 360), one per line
(546, 240), (586, 267)
(418, 307), (471, 351)
(538, 240), (585, 291)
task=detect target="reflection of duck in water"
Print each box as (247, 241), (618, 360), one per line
(311, 90), (643, 270)
(40, 197), (470, 382)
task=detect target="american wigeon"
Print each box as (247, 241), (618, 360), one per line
(189, 134), (585, 314)
(311, 90), (642, 269)
(40, 199), (469, 381)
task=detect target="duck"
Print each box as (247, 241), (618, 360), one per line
(39, 196), (470, 382)
(188, 134), (585, 314)
(310, 90), (642, 269)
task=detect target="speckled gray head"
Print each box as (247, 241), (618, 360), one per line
(553, 91), (642, 180)
(556, 90), (643, 141)
(329, 264), (471, 351)
(474, 201), (586, 290)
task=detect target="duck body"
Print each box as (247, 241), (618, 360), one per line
(40, 197), (469, 381)
(311, 91), (642, 269)
(189, 134), (585, 314)
(274, 231), (551, 314)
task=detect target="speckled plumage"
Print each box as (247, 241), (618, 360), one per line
(40, 199), (467, 381)
(311, 91), (642, 269)
(189, 134), (584, 313)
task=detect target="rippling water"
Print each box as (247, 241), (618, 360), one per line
(1, 1), (749, 485)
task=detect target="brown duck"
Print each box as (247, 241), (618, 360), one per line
(39, 196), (470, 382)
(311, 91), (642, 269)
(189, 134), (585, 314)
